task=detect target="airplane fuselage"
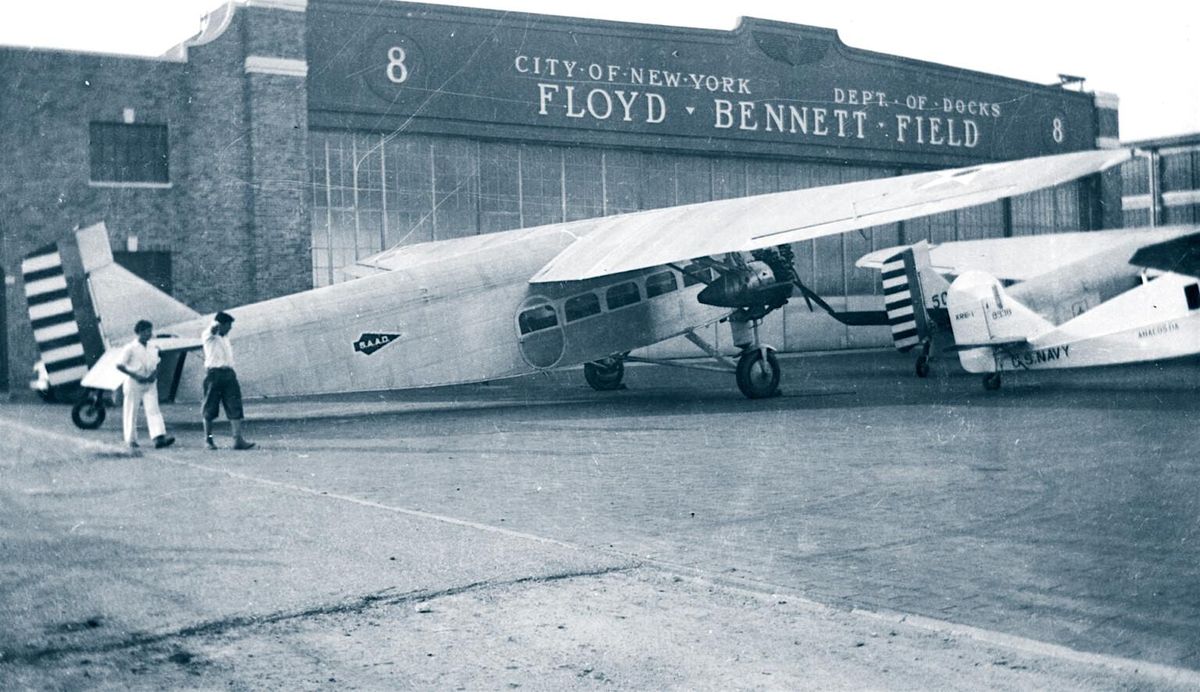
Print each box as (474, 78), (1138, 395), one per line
(161, 224), (732, 400)
(955, 261), (1200, 374)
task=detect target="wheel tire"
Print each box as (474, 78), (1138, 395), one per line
(982, 373), (1002, 391)
(584, 360), (625, 391)
(736, 349), (781, 399)
(71, 398), (107, 430)
(915, 355), (931, 378)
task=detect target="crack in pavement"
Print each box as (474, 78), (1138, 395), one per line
(0, 564), (637, 666)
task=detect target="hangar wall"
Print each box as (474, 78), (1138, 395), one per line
(0, 0), (312, 392)
(0, 0), (1122, 392)
(1121, 132), (1200, 227)
(303, 0), (1117, 355)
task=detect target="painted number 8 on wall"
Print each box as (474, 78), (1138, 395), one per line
(387, 46), (408, 84)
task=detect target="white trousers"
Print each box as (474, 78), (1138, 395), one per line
(123, 379), (166, 443)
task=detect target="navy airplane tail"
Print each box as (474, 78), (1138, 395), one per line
(946, 271), (1055, 349)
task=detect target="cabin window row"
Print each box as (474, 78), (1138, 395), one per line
(518, 265), (714, 336)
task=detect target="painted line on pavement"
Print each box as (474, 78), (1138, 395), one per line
(0, 415), (134, 458)
(168, 457), (596, 556)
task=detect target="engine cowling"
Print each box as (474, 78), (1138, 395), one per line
(697, 261), (793, 309)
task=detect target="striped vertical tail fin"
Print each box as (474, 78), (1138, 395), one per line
(22, 243), (89, 389)
(881, 246), (931, 352)
(23, 223), (201, 399)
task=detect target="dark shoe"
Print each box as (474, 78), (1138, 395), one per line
(153, 435), (176, 449)
(233, 439), (256, 451)
(127, 440), (140, 449)
(206, 436), (218, 451)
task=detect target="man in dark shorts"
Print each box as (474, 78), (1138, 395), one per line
(201, 311), (254, 450)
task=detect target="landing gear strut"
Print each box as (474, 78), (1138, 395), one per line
(731, 316), (781, 399)
(982, 373), (1002, 391)
(584, 357), (625, 391)
(914, 340), (933, 378)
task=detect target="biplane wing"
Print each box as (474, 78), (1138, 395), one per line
(347, 149), (1134, 281)
(857, 227), (1195, 283)
(1129, 229), (1200, 278)
(528, 148), (1135, 283)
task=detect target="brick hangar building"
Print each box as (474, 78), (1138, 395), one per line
(0, 0), (1124, 394)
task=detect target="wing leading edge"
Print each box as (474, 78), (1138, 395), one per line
(1130, 229), (1200, 278)
(80, 336), (202, 391)
(529, 148), (1135, 284)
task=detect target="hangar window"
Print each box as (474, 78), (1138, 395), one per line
(564, 293), (601, 322)
(518, 303), (558, 335)
(645, 271), (678, 298)
(89, 122), (169, 185)
(606, 282), (641, 310)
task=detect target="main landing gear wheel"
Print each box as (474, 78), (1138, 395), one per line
(584, 359), (625, 391)
(982, 373), (1002, 391)
(71, 393), (107, 430)
(736, 348), (781, 399)
(914, 340), (933, 378)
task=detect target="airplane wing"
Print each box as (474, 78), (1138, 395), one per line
(859, 226), (1197, 282)
(1129, 229), (1200, 277)
(79, 336), (202, 391)
(528, 148), (1135, 283)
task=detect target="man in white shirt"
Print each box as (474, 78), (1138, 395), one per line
(116, 320), (174, 449)
(201, 311), (254, 450)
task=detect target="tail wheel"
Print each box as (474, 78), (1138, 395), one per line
(982, 373), (1002, 391)
(71, 395), (107, 430)
(736, 348), (781, 399)
(584, 359), (625, 391)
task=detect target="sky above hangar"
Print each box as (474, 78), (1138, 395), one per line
(0, 0), (1194, 143)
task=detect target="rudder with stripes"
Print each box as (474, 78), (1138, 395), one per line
(880, 242), (949, 353)
(22, 243), (89, 389)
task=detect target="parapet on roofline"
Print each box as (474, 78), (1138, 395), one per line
(163, 0), (306, 62)
(161, 1), (238, 62)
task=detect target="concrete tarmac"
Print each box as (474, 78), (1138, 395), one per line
(1, 350), (1198, 689)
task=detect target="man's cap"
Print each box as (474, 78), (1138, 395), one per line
(215, 311), (235, 325)
(134, 319), (152, 332)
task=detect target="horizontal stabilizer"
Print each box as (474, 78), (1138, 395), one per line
(80, 336), (202, 391)
(79, 346), (126, 391)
